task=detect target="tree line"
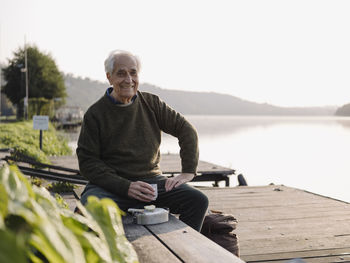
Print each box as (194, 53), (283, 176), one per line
(1, 45), (66, 119)
(1, 45), (349, 118)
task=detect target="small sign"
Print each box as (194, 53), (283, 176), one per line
(33, 115), (49, 130)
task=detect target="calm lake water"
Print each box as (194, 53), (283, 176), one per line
(161, 116), (350, 203)
(69, 116), (350, 203)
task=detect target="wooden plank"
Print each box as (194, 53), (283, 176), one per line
(73, 185), (85, 200)
(50, 154), (234, 185)
(50, 154), (235, 175)
(146, 215), (244, 263)
(50, 155), (80, 170)
(237, 235), (350, 257)
(304, 255), (350, 263)
(247, 255), (350, 263)
(160, 153), (234, 174)
(123, 220), (181, 263)
(200, 185), (350, 262)
(242, 247), (350, 262)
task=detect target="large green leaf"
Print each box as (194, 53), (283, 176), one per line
(62, 214), (111, 263)
(29, 198), (86, 263)
(0, 165), (34, 202)
(0, 183), (8, 220)
(0, 229), (27, 263)
(84, 197), (139, 263)
(0, 163), (139, 263)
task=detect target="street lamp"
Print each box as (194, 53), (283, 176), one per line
(19, 42), (29, 120)
(24, 42), (29, 120)
(0, 64), (2, 122)
(20, 67), (28, 120)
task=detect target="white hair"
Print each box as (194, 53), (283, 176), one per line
(104, 50), (141, 74)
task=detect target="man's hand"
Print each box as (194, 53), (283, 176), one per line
(128, 181), (156, 202)
(165, 173), (195, 192)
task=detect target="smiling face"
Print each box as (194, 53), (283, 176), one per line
(106, 54), (139, 104)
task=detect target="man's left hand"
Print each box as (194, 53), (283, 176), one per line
(165, 173), (195, 192)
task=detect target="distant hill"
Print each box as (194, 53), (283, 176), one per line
(64, 74), (336, 116)
(335, 103), (350, 116)
(140, 83), (336, 116)
(64, 74), (107, 111)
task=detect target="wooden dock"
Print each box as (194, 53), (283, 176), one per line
(64, 184), (350, 262)
(50, 153), (236, 186)
(200, 185), (350, 262)
(5, 151), (350, 261)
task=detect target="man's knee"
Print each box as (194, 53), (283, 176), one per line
(180, 187), (209, 231)
(186, 187), (209, 212)
(80, 183), (121, 207)
(197, 191), (209, 211)
(196, 190), (209, 209)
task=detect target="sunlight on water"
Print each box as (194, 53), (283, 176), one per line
(160, 116), (350, 202)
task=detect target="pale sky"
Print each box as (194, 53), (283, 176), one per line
(1, 0), (349, 107)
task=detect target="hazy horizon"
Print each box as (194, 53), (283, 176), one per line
(1, 0), (350, 108)
(64, 74), (343, 108)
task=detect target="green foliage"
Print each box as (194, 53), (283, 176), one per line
(2, 45), (66, 116)
(27, 97), (55, 119)
(54, 193), (69, 209)
(0, 229), (27, 263)
(30, 177), (44, 187)
(0, 164), (139, 263)
(0, 121), (72, 163)
(47, 181), (77, 193)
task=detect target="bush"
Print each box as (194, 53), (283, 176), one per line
(27, 97), (55, 119)
(47, 181), (77, 193)
(30, 177), (44, 187)
(0, 121), (72, 163)
(0, 164), (139, 263)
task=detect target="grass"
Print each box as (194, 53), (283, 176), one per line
(0, 115), (16, 121)
(0, 120), (72, 164)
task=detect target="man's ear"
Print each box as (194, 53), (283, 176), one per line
(106, 72), (112, 84)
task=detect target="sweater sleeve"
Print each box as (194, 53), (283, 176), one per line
(76, 112), (131, 197)
(153, 96), (199, 174)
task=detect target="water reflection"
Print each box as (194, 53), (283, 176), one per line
(183, 115), (350, 137)
(161, 116), (350, 202)
(65, 116), (350, 202)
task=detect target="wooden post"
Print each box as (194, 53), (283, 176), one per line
(33, 116), (48, 150)
(39, 130), (43, 150)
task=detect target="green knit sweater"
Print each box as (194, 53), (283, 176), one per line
(76, 91), (199, 197)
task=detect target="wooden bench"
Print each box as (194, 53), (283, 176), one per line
(123, 215), (244, 263)
(73, 187), (244, 263)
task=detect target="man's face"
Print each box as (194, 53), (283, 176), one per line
(107, 54), (139, 103)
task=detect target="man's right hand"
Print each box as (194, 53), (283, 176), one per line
(128, 181), (156, 202)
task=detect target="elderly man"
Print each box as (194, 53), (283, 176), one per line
(77, 50), (208, 231)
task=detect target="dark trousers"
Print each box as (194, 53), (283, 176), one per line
(80, 176), (209, 232)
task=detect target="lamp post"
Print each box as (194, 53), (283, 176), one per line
(0, 64), (2, 122)
(20, 67), (27, 119)
(0, 24), (2, 122)
(24, 37), (29, 120)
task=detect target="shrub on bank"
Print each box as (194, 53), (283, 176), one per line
(0, 164), (139, 263)
(47, 181), (78, 193)
(0, 121), (71, 163)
